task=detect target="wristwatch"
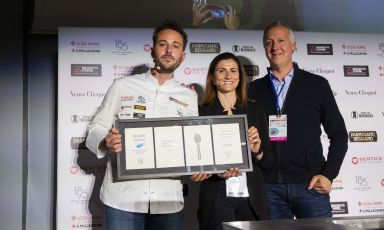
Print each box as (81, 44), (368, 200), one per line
(254, 148), (263, 156)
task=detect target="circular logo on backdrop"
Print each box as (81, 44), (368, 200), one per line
(232, 45), (240, 53)
(70, 115), (79, 123)
(143, 44), (152, 52)
(184, 68), (192, 75)
(351, 111), (358, 119)
(70, 166), (79, 174)
(381, 179), (384, 187)
(352, 157), (359, 164)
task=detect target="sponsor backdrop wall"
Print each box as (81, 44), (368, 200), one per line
(58, 28), (384, 229)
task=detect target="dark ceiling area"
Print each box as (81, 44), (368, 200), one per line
(30, 0), (384, 34)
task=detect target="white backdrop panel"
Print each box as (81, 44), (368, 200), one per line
(58, 27), (384, 229)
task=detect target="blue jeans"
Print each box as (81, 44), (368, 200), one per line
(265, 183), (332, 219)
(105, 205), (182, 230)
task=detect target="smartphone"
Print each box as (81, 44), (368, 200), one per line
(192, 1), (228, 19)
(206, 4), (228, 19)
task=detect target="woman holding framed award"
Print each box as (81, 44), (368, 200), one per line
(192, 52), (272, 230)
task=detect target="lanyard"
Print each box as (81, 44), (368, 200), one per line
(268, 69), (286, 116)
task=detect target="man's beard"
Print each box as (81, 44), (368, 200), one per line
(153, 55), (182, 74)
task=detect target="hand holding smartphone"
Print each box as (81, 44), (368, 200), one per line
(192, 0), (228, 20)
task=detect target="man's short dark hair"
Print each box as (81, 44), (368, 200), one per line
(152, 19), (188, 51)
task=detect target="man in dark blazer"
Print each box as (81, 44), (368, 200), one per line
(248, 21), (348, 219)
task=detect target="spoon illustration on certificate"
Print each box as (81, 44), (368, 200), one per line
(194, 133), (202, 160)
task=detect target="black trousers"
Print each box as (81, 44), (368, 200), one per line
(205, 183), (259, 230)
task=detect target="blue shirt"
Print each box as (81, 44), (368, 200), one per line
(270, 68), (294, 111)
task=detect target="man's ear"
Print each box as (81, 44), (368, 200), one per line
(181, 51), (186, 63)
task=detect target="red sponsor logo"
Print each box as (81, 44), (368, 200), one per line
(143, 44), (152, 52)
(333, 178), (343, 184)
(381, 179), (384, 187)
(183, 67), (208, 76)
(184, 68), (192, 75)
(70, 166), (79, 174)
(352, 157), (359, 164)
(357, 201), (362, 207)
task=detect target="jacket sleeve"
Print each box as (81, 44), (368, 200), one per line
(189, 91), (199, 116)
(320, 80), (348, 180)
(85, 79), (121, 158)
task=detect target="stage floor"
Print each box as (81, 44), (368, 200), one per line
(223, 216), (384, 230)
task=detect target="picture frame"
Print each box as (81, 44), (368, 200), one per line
(113, 114), (252, 181)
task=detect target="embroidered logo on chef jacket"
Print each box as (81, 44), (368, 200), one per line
(120, 96), (134, 102)
(119, 95), (138, 119)
(133, 112), (146, 119)
(133, 105), (146, 111)
(121, 105), (132, 110)
(136, 96), (147, 104)
(169, 96), (189, 107)
(118, 112), (132, 119)
(168, 96), (195, 116)
(119, 95), (150, 119)
(177, 110), (183, 116)
(168, 97), (194, 117)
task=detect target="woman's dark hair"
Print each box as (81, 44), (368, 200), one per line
(202, 52), (248, 108)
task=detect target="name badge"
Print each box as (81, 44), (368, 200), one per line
(269, 114), (287, 141)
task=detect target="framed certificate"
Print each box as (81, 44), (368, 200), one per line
(113, 115), (253, 181)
